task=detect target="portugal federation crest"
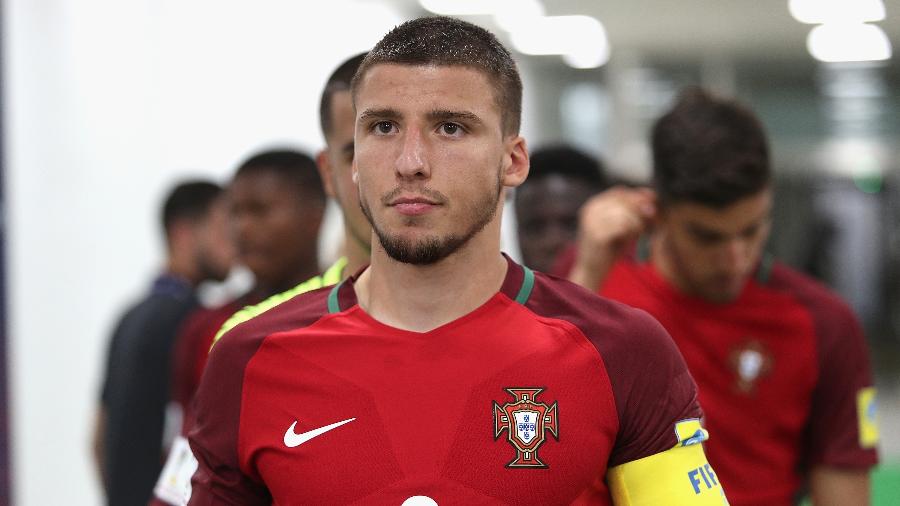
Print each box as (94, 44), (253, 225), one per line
(493, 387), (559, 468)
(728, 338), (773, 394)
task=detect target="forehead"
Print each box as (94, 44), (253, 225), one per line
(355, 63), (500, 118)
(329, 90), (353, 118)
(327, 91), (354, 133)
(231, 171), (294, 198)
(517, 175), (594, 207)
(666, 190), (773, 232)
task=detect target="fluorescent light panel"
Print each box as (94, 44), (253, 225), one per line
(807, 23), (892, 63)
(789, 0), (886, 24)
(510, 15), (609, 68)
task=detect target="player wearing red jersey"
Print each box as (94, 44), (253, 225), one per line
(560, 88), (878, 505)
(186, 17), (729, 505)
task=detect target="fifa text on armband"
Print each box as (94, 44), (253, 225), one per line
(687, 464), (719, 494)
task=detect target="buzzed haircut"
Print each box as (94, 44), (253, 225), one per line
(652, 86), (771, 209)
(524, 145), (608, 191)
(162, 180), (223, 234)
(235, 149), (326, 203)
(352, 16), (523, 136)
(320, 52), (367, 138)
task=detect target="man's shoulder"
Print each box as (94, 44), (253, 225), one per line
(525, 271), (675, 359)
(113, 290), (196, 343)
(211, 261), (348, 348)
(211, 284), (334, 353)
(764, 262), (857, 325)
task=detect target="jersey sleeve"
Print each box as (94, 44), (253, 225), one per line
(187, 327), (272, 505)
(606, 309), (704, 465)
(603, 311), (729, 505)
(802, 294), (879, 469)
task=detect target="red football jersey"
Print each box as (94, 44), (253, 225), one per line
(171, 298), (248, 427)
(187, 257), (705, 504)
(596, 255), (878, 506)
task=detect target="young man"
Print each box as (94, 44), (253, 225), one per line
(561, 88), (878, 505)
(153, 56), (369, 505)
(186, 18), (728, 505)
(94, 180), (233, 505)
(515, 144), (608, 272)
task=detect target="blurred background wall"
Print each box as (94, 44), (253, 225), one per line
(2, 0), (898, 504)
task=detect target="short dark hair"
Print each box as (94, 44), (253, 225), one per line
(652, 87), (771, 208)
(524, 145), (608, 191)
(234, 149), (326, 203)
(320, 52), (367, 138)
(162, 180), (223, 233)
(352, 16), (522, 136)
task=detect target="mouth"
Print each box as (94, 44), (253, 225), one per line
(388, 195), (441, 216)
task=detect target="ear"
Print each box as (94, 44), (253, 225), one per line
(315, 149), (337, 199)
(501, 135), (529, 188)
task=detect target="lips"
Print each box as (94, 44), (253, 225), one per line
(389, 196), (440, 216)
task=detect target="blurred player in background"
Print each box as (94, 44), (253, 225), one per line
(514, 144), (608, 272)
(93, 180), (233, 505)
(559, 87), (879, 506)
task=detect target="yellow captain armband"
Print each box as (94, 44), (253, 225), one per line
(608, 419), (729, 505)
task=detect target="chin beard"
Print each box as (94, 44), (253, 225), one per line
(375, 232), (469, 265)
(360, 178), (502, 266)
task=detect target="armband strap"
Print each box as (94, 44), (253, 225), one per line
(608, 421), (728, 505)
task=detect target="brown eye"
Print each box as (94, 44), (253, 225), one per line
(375, 121), (394, 134)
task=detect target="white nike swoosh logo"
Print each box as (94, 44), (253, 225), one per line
(283, 417), (356, 448)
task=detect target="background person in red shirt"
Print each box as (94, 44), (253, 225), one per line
(561, 87), (879, 506)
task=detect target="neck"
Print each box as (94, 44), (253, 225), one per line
(342, 227), (371, 278)
(166, 252), (198, 286)
(258, 262), (320, 299)
(649, 232), (689, 294)
(355, 218), (507, 333)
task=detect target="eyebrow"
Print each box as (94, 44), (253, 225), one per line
(427, 109), (483, 126)
(357, 108), (483, 126)
(358, 108), (401, 122)
(687, 223), (724, 238)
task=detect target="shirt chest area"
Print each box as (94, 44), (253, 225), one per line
(612, 285), (820, 411)
(237, 317), (619, 505)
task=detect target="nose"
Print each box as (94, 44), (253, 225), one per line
(395, 127), (429, 180)
(232, 211), (254, 245)
(719, 237), (753, 276)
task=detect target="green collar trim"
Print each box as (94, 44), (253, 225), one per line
(755, 253), (774, 284)
(514, 265), (535, 305)
(327, 279), (345, 314)
(328, 263), (536, 314)
(636, 235), (652, 263)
